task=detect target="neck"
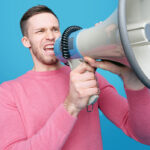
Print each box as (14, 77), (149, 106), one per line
(32, 62), (62, 72)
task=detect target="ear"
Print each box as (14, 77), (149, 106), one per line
(21, 36), (31, 48)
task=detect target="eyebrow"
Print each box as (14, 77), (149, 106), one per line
(33, 27), (45, 31)
(33, 25), (60, 31)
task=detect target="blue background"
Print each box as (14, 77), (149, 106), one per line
(0, 0), (149, 149)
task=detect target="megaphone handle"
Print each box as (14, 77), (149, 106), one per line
(67, 58), (99, 106)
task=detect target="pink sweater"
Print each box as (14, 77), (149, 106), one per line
(0, 66), (150, 150)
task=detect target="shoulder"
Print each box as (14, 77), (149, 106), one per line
(0, 79), (17, 91)
(0, 71), (29, 101)
(0, 80), (17, 105)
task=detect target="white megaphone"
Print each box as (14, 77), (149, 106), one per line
(54, 0), (150, 105)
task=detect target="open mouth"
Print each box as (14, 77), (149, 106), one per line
(43, 44), (55, 56)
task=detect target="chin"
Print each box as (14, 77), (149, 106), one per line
(43, 58), (59, 65)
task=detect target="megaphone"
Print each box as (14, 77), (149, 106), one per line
(54, 0), (150, 89)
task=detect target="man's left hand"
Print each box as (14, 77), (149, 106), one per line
(84, 56), (145, 91)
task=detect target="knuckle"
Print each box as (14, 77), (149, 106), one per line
(95, 88), (100, 93)
(92, 87), (99, 94)
(77, 90), (84, 98)
(91, 74), (95, 79)
(93, 80), (97, 86)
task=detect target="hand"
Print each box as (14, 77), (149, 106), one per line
(84, 56), (145, 91)
(64, 62), (99, 117)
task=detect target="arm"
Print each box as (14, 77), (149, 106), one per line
(84, 56), (150, 145)
(0, 62), (99, 150)
(98, 79), (150, 145)
(0, 82), (77, 150)
(125, 87), (150, 145)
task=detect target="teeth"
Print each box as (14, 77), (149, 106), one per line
(45, 45), (54, 49)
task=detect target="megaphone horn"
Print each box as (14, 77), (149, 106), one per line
(54, 0), (150, 88)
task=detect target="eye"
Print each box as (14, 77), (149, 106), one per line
(36, 29), (45, 33)
(53, 27), (59, 32)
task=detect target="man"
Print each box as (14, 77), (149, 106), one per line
(0, 5), (150, 150)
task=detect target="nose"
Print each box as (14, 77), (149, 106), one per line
(45, 30), (55, 41)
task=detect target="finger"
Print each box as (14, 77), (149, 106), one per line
(71, 72), (96, 83)
(70, 70), (96, 88)
(84, 56), (97, 68)
(79, 72), (96, 81)
(84, 57), (125, 76)
(82, 87), (100, 97)
(95, 60), (124, 75)
(74, 62), (95, 74)
(77, 80), (97, 89)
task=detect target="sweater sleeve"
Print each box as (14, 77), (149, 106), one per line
(0, 82), (77, 150)
(97, 74), (150, 145)
(124, 87), (150, 145)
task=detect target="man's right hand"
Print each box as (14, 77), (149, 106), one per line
(64, 62), (99, 117)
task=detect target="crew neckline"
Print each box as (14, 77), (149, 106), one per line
(26, 65), (69, 77)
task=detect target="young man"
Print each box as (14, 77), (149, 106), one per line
(0, 5), (150, 150)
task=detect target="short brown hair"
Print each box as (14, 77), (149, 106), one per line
(20, 5), (59, 36)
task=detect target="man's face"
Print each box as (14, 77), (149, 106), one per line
(25, 13), (61, 66)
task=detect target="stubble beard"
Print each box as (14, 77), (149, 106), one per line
(32, 48), (59, 66)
